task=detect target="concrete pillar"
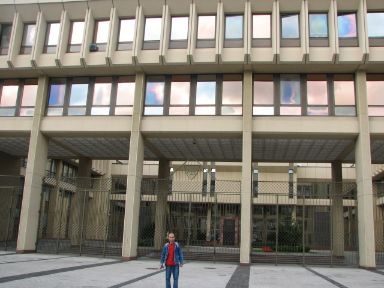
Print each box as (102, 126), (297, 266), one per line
(154, 159), (170, 249)
(240, 71), (253, 264)
(355, 71), (376, 268)
(331, 161), (344, 257)
(122, 73), (145, 260)
(17, 76), (49, 253)
(206, 206), (212, 241)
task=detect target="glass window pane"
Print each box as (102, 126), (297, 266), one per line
(119, 19), (135, 42)
(307, 81), (328, 105)
(196, 82), (216, 105)
(195, 106), (215, 115)
(280, 106), (301, 115)
(170, 81), (190, 105)
(19, 108), (35, 116)
(171, 17), (189, 40)
(93, 83), (111, 105)
(225, 15), (243, 39)
(116, 82), (135, 105)
(0, 108), (15, 116)
(253, 15), (271, 39)
(69, 83), (88, 106)
(367, 13), (384, 37)
(0, 85), (18, 106)
(95, 20), (109, 43)
(254, 81), (273, 105)
(1, 24), (12, 53)
(91, 107), (110, 115)
(47, 107), (63, 116)
(334, 81), (355, 105)
(21, 85), (37, 106)
(253, 106), (274, 115)
(145, 82), (164, 105)
(144, 18), (162, 41)
(338, 13), (357, 38)
(368, 107), (384, 116)
(307, 106), (328, 116)
(221, 106), (242, 115)
(49, 84), (65, 106)
(115, 107), (133, 115)
(197, 16), (216, 39)
(169, 107), (189, 115)
(22, 24), (36, 46)
(309, 14), (328, 38)
(335, 107), (355, 116)
(47, 23), (60, 45)
(144, 106), (163, 115)
(222, 81), (242, 105)
(280, 78), (301, 105)
(68, 107), (86, 115)
(281, 15), (299, 39)
(70, 22), (85, 44)
(367, 81), (384, 105)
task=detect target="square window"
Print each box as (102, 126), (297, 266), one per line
(338, 13), (358, 47)
(93, 20), (110, 52)
(197, 15), (216, 48)
(68, 21), (85, 53)
(0, 24), (12, 55)
(20, 24), (36, 54)
(224, 15), (243, 48)
(169, 16), (189, 49)
(143, 17), (161, 50)
(252, 14), (271, 47)
(44, 22), (60, 54)
(281, 14), (299, 39)
(367, 12), (384, 47)
(117, 19), (135, 50)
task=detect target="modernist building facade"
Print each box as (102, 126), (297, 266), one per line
(0, 0), (384, 268)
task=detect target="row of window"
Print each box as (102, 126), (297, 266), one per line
(1, 75), (384, 117)
(1, 11), (384, 56)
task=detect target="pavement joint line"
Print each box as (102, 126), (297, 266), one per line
(225, 265), (250, 288)
(0, 259), (122, 284)
(0, 253), (17, 256)
(108, 269), (164, 287)
(305, 267), (349, 288)
(0, 256), (70, 265)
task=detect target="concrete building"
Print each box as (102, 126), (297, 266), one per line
(0, 0), (383, 268)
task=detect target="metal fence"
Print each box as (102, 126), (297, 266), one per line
(373, 182), (384, 267)
(0, 175), (23, 250)
(251, 181), (359, 266)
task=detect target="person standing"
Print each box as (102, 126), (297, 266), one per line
(160, 232), (184, 288)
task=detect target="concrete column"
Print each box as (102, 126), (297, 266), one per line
(240, 71), (253, 264)
(154, 159), (170, 249)
(17, 76), (49, 253)
(331, 161), (344, 257)
(206, 206), (212, 241)
(70, 158), (92, 245)
(355, 71), (376, 268)
(122, 73), (145, 260)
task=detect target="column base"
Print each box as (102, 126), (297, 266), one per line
(122, 256), (138, 261)
(16, 249), (36, 254)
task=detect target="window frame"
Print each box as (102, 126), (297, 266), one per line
(224, 14), (244, 48)
(251, 14), (272, 47)
(67, 20), (85, 53)
(143, 17), (162, 50)
(43, 22), (60, 54)
(93, 19), (110, 52)
(337, 12), (358, 47)
(367, 12), (384, 47)
(117, 18), (135, 51)
(196, 15), (216, 48)
(20, 23), (36, 55)
(169, 16), (189, 49)
(0, 23), (12, 55)
(280, 13), (300, 47)
(308, 13), (329, 47)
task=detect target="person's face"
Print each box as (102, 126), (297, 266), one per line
(168, 233), (175, 243)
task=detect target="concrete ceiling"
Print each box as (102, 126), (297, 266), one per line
(1, 135), (384, 164)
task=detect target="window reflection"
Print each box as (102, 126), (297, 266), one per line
(48, 83), (66, 106)
(196, 81), (216, 105)
(145, 82), (164, 105)
(197, 16), (216, 39)
(252, 15), (271, 39)
(367, 81), (384, 105)
(118, 19), (135, 50)
(94, 20), (109, 52)
(171, 17), (189, 40)
(225, 15), (243, 39)
(254, 81), (273, 105)
(0, 85), (18, 106)
(20, 24), (36, 54)
(307, 81), (327, 105)
(116, 82), (135, 106)
(144, 18), (162, 41)
(222, 77), (242, 115)
(309, 14), (328, 38)
(170, 81), (190, 105)
(21, 85), (37, 106)
(338, 13), (357, 38)
(0, 24), (12, 55)
(68, 21), (85, 52)
(367, 13), (384, 37)
(91, 80), (111, 116)
(44, 22), (60, 53)
(281, 15), (299, 39)
(280, 78), (300, 105)
(334, 81), (355, 105)
(69, 83), (88, 106)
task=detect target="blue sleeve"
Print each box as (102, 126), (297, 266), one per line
(178, 243), (184, 264)
(160, 245), (166, 264)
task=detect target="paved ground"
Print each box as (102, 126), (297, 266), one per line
(0, 251), (383, 287)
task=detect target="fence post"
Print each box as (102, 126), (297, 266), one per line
(56, 189), (65, 254)
(79, 190), (87, 256)
(302, 195), (306, 266)
(103, 187), (112, 257)
(275, 194), (279, 266)
(5, 187), (16, 250)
